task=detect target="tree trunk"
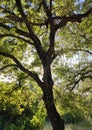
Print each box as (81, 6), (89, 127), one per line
(42, 65), (65, 130)
(42, 87), (65, 130)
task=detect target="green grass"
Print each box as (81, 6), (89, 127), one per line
(43, 120), (92, 130)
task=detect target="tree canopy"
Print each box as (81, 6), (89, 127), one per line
(0, 0), (92, 130)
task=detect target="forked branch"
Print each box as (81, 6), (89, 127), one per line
(55, 7), (92, 29)
(0, 52), (43, 87)
(0, 64), (17, 71)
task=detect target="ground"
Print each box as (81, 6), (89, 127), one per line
(43, 119), (92, 130)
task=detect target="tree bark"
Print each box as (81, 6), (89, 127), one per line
(42, 66), (65, 130)
(42, 86), (65, 130)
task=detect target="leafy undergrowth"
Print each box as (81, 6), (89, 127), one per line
(43, 120), (92, 130)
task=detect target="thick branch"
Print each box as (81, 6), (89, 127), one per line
(15, 0), (46, 64)
(15, 0), (38, 39)
(1, 5), (47, 28)
(0, 34), (33, 45)
(15, 0), (32, 32)
(0, 23), (10, 30)
(42, 0), (52, 21)
(55, 7), (92, 29)
(15, 28), (31, 38)
(0, 52), (43, 87)
(0, 22), (45, 67)
(7, 15), (46, 27)
(50, 0), (53, 11)
(42, 0), (56, 61)
(0, 23), (31, 39)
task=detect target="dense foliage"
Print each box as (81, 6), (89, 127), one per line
(54, 80), (92, 123)
(0, 81), (46, 130)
